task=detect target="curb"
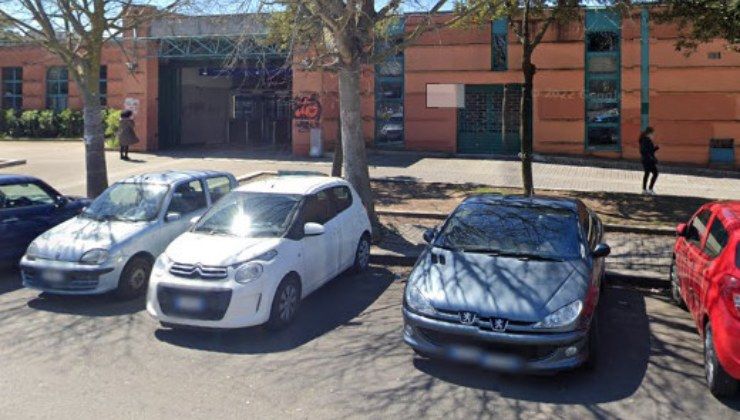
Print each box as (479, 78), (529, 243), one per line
(376, 209), (676, 236)
(237, 170), (278, 184)
(0, 159), (26, 169)
(369, 250), (669, 290)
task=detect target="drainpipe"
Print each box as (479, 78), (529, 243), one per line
(640, 7), (650, 130)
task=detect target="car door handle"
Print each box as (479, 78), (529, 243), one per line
(1, 217), (19, 223)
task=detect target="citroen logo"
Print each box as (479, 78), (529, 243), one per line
(459, 312), (477, 326)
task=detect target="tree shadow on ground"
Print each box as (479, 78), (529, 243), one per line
(154, 266), (397, 354)
(27, 293), (145, 317)
(410, 286), (651, 405)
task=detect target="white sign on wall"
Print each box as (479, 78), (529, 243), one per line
(124, 97), (140, 115)
(426, 84), (465, 108)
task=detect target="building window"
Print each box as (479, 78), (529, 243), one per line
(46, 66), (69, 111)
(1, 67), (23, 110)
(374, 17), (405, 148)
(585, 10), (621, 150)
(491, 19), (507, 71)
(99, 65), (107, 106)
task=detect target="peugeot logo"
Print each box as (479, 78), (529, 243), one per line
(459, 312), (477, 325)
(491, 318), (508, 332)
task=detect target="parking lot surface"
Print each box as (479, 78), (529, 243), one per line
(0, 266), (738, 419)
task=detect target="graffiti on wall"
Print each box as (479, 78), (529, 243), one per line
(294, 93), (321, 132)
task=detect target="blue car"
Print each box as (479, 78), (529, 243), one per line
(0, 175), (90, 265)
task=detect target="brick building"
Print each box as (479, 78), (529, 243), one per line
(1, 8), (738, 167)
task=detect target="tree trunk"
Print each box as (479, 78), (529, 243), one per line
(501, 84), (508, 150)
(338, 65), (379, 238)
(332, 114), (343, 177)
(520, 54), (535, 196)
(81, 91), (108, 197)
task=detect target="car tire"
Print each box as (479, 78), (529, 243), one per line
(704, 323), (738, 397)
(669, 258), (687, 310)
(115, 256), (152, 300)
(582, 314), (599, 370)
(266, 274), (302, 331)
(351, 233), (371, 273)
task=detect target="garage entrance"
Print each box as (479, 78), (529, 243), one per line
(457, 84), (523, 155)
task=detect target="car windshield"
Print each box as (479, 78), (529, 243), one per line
(82, 182), (169, 222)
(433, 202), (584, 260)
(193, 192), (301, 237)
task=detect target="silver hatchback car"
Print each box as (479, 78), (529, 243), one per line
(20, 170), (236, 298)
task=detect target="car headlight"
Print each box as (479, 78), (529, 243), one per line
(533, 300), (583, 330)
(232, 249), (278, 284)
(153, 253), (172, 272)
(79, 249), (109, 265)
(26, 242), (42, 260)
(405, 285), (435, 316)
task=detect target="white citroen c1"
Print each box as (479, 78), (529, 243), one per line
(146, 175), (372, 329)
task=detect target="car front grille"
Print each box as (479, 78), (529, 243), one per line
(157, 285), (232, 321)
(169, 262), (228, 280)
(22, 268), (100, 291)
(418, 328), (558, 361)
(433, 308), (536, 332)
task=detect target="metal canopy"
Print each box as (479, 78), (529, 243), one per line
(155, 35), (284, 60)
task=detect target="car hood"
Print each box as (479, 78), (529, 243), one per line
(164, 232), (281, 267)
(33, 216), (148, 262)
(408, 247), (590, 322)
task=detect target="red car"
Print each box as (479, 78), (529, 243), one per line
(671, 201), (740, 397)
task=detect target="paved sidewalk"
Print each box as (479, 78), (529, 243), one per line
(1, 142), (738, 199)
(376, 215), (674, 281)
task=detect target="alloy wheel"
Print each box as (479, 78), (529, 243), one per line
(279, 284), (298, 322)
(357, 237), (370, 269)
(130, 267), (147, 290)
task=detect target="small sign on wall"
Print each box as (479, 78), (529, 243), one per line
(124, 97), (140, 115)
(427, 84), (464, 108)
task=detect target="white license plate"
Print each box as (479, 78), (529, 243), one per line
(42, 270), (65, 283)
(174, 295), (205, 312)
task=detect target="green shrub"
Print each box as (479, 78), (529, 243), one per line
(104, 108), (121, 139)
(3, 109), (20, 137)
(58, 109), (83, 137)
(19, 110), (40, 137)
(37, 110), (58, 137)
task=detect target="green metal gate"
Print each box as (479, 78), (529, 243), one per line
(158, 65), (182, 149)
(457, 84), (522, 155)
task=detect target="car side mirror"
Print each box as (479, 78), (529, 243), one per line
(423, 228), (437, 244)
(165, 212), (182, 223)
(592, 243), (611, 258)
(304, 222), (325, 236)
(676, 223), (687, 237)
(54, 196), (68, 208)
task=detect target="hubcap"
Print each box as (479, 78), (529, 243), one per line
(279, 284), (298, 321)
(358, 238), (370, 268)
(130, 267), (147, 290)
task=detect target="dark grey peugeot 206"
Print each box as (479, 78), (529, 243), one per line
(403, 195), (611, 373)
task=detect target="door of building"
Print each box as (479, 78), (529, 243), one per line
(457, 84), (522, 155)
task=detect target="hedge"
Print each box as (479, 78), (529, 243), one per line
(0, 108), (121, 140)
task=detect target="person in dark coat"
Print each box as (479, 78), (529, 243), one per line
(639, 126), (659, 195)
(117, 109), (139, 160)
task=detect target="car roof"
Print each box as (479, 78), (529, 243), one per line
(237, 175), (347, 195)
(0, 174), (44, 185)
(461, 194), (581, 211)
(119, 170), (231, 185)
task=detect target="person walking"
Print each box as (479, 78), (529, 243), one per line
(117, 109), (139, 161)
(639, 126), (659, 195)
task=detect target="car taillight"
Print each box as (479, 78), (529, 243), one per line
(720, 275), (740, 320)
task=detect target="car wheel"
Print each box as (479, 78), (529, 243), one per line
(704, 323), (738, 397)
(582, 314), (599, 370)
(266, 274), (302, 330)
(670, 258), (687, 310)
(351, 233), (371, 273)
(115, 256), (151, 300)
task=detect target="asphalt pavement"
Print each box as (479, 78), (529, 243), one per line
(0, 266), (738, 419)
